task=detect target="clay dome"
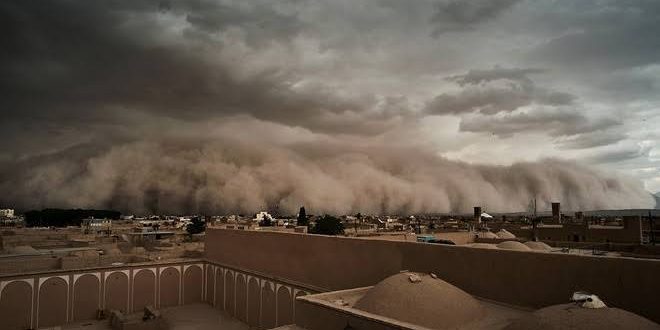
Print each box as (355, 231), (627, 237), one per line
(354, 272), (484, 329)
(504, 304), (660, 330)
(10, 245), (38, 254)
(524, 241), (552, 251)
(496, 229), (516, 239)
(496, 241), (532, 251)
(478, 231), (498, 239)
(468, 243), (498, 249)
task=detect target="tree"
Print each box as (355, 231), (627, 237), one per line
(355, 212), (362, 235)
(24, 208), (121, 227)
(259, 214), (273, 227)
(297, 206), (308, 226)
(187, 216), (205, 235)
(311, 215), (344, 235)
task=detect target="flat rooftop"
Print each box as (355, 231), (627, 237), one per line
(63, 304), (249, 330)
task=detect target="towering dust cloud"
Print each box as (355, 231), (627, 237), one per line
(0, 132), (652, 214)
(0, 1), (656, 214)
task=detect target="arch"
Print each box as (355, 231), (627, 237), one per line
(225, 271), (235, 316)
(159, 267), (180, 307)
(295, 290), (308, 298)
(247, 277), (261, 327)
(105, 272), (129, 312)
(276, 286), (293, 326)
(38, 277), (68, 328)
(0, 281), (32, 330)
(73, 274), (100, 321)
(235, 274), (247, 322)
(205, 266), (214, 303)
(261, 282), (276, 329)
(133, 269), (156, 311)
(183, 266), (203, 304)
(214, 269), (224, 310)
(294, 290), (308, 319)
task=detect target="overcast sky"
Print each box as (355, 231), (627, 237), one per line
(0, 0), (658, 214)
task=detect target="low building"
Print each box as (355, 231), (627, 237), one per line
(81, 218), (112, 235)
(0, 208), (15, 218)
(533, 216), (643, 244)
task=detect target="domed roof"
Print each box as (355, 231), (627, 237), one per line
(478, 231), (498, 239)
(504, 304), (660, 330)
(497, 241), (532, 251)
(468, 243), (498, 249)
(496, 229), (516, 239)
(354, 272), (484, 329)
(524, 241), (552, 251)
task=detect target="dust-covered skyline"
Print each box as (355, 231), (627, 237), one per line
(0, 1), (658, 214)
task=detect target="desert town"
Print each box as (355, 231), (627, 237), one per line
(1, 203), (659, 276)
(1, 203), (659, 329)
(4, 0), (660, 329)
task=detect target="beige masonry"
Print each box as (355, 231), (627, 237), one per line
(3, 227), (659, 329)
(0, 257), (312, 330)
(204, 228), (660, 324)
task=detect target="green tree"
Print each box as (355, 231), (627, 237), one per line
(187, 216), (205, 235)
(297, 206), (308, 226)
(311, 215), (344, 235)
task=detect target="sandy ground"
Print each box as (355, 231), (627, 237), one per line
(63, 304), (249, 330)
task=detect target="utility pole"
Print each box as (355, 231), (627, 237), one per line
(532, 197), (539, 241)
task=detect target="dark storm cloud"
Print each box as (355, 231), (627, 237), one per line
(557, 130), (629, 150)
(527, 1), (660, 71)
(431, 0), (521, 35)
(447, 67), (544, 85)
(425, 67), (576, 115)
(0, 0), (395, 136)
(183, 2), (302, 44)
(459, 108), (621, 138)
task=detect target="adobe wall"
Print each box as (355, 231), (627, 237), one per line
(0, 256), (62, 274)
(204, 261), (316, 329)
(0, 256), (316, 330)
(206, 229), (404, 291)
(204, 228), (660, 323)
(0, 254), (153, 275)
(0, 260), (205, 330)
(432, 231), (475, 245)
(295, 295), (413, 330)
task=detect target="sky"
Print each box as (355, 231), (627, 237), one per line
(0, 0), (658, 214)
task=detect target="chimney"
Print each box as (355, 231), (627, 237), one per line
(552, 202), (561, 224)
(474, 207), (482, 224)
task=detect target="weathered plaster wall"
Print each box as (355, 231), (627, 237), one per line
(205, 228), (660, 323)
